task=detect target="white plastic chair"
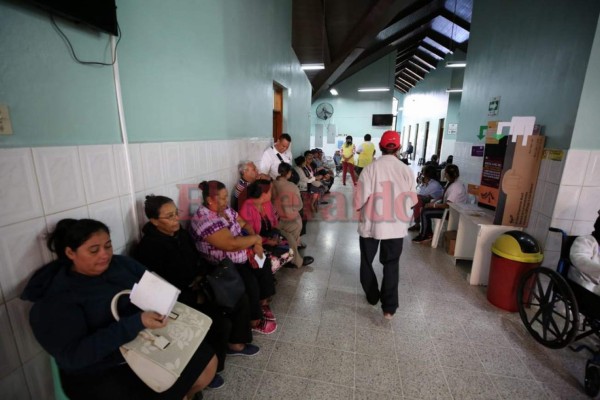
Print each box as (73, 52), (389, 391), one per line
(431, 208), (449, 248)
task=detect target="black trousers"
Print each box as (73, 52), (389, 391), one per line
(359, 236), (404, 314)
(419, 208), (445, 236)
(235, 261), (276, 320)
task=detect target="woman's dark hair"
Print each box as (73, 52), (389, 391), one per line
(345, 135), (353, 144)
(247, 179), (272, 199)
(304, 150), (312, 158)
(294, 155), (305, 166)
(278, 162), (292, 177)
(198, 180), (226, 206)
(446, 155), (454, 164)
(144, 195), (174, 219)
(47, 219), (110, 260)
(444, 164), (460, 181)
(423, 165), (438, 181)
(364, 134), (371, 141)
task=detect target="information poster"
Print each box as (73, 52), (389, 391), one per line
(478, 121), (504, 209)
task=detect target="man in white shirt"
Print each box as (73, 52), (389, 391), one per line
(259, 133), (293, 180)
(354, 131), (417, 319)
(569, 209), (600, 295)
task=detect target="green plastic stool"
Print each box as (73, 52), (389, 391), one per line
(50, 358), (70, 400)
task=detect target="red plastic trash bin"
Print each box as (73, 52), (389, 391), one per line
(487, 231), (543, 312)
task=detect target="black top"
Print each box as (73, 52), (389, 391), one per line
(135, 223), (210, 306)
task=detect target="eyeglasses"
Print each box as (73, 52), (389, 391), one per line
(158, 209), (179, 220)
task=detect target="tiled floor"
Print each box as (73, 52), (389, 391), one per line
(204, 181), (596, 400)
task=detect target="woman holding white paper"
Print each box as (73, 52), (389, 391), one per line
(21, 218), (217, 400)
(190, 180), (278, 335)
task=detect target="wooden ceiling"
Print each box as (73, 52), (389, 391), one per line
(292, 0), (472, 100)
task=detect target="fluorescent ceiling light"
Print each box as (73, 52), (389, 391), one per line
(446, 88), (463, 93)
(357, 88), (390, 92)
(329, 88), (338, 96)
(446, 61), (467, 68)
(301, 64), (325, 70)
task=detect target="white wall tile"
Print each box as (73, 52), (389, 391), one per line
(0, 305), (21, 378)
(560, 150), (589, 186)
(550, 218), (573, 235)
(571, 220), (595, 236)
(541, 250), (560, 268)
(114, 144), (145, 195)
(140, 143), (165, 189)
(552, 185), (580, 220)
(533, 213), (551, 247)
(120, 195), (140, 246)
(0, 367), (29, 400)
(162, 143), (182, 184)
(195, 142), (208, 175)
(0, 149), (43, 228)
(87, 198), (126, 251)
(33, 147), (86, 215)
(575, 186), (600, 222)
(540, 182), (559, 217)
(181, 142), (197, 179)
(0, 218), (46, 301)
(531, 181), (545, 213)
(45, 206), (90, 235)
(6, 299), (41, 364)
(79, 145), (118, 204)
(545, 158), (565, 185)
(22, 352), (52, 400)
(583, 151), (600, 187)
(544, 227), (563, 252)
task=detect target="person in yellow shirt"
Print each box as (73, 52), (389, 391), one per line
(355, 134), (376, 176)
(341, 135), (358, 185)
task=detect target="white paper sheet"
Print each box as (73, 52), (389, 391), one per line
(130, 271), (181, 316)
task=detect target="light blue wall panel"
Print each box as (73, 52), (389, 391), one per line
(458, 0), (600, 149)
(571, 15), (600, 150)
(0, 0), (311, 148)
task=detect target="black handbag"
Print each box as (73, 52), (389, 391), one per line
(202, 258), (245, 310)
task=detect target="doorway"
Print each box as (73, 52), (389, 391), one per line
(414, 123), (419, 162)
(422, 121), (430, 162)
(273, 85), (283, 141)
(436, 118), (445, 158)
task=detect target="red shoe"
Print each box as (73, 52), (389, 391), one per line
(262, 305), (276, 321)
(252, 318), (277, 335)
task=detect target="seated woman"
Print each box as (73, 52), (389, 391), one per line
(409, 165), (444, 231)
(272, 162), (314, 268)
(294, 154), (327, 212)
(239, 179), (304, 271)
(569, 209), (600, 295)
(20, 218), (217, 400)
(189, 181), (277, 335)
(135, 195), (259, 383)
(413, 164), (468, 244)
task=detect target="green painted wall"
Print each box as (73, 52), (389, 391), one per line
(571, 13), (600, 150)
(310, 53), (396, 138)
(0, 0), (311, 148)
(458, 0), (600, 149)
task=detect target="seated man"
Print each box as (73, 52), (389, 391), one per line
(569, 209), (600, 295)
(311, 149), (334, 191)
(232, 160), (269, 211)
(408, 165), (444, 231)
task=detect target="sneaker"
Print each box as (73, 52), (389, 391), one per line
(407, 224), (420, 231)
(412, 234), (432, 244)
(207, 374), (225, 389)
(226, 343), (260, 357)
(252, 318), (277, 335)
(262, 305), (276, 321)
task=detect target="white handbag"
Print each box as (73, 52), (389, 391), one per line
(111, 290), (212, 393)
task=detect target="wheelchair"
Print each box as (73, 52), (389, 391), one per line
(517, 227), (600, 397)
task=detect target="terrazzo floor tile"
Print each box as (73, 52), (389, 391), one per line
(252, 372), (308, 400)
(307, 347), (355, 387)
(203, 364), (263, 400)
(389, 312), (430, 337)
(474, 344), (534, 379)
(398, 363), (453, 400)
(442, 367), (501, 400)
(278, 316), (320, 345)
(355, 326), (396, 357)
(224, 336), (276, 370)
(265, 341), (316, 378)
(395, 333), (439, 366)
(287, 298), (324, 321)
(354, 388), (403, 400)
(433, 338), (484, 371)
(320, 301), (356, 326)
(324, 285), (357, 305)
(354, 353), (403, 395)
(490, 375), (549, 400)
(355, 302), (394, 330)
(314, 319), (356, 352)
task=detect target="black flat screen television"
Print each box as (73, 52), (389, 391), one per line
(372, 114), (394, 126)
(26, 0), (118, 36)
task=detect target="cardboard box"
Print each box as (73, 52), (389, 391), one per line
(444, 230), (457, 256)
(494, 134), (545, 227)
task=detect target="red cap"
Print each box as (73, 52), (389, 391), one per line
(380, 130), (401, 149)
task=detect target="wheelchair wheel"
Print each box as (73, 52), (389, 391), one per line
(517, 267), (579, 349)
(585, 361), (600, 397)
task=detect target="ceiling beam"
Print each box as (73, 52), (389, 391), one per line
(426, 29), (468, 53)
(311, 0), (420, 100)
(439, 8), (471, 33)
(399, 72), (418, 84)
(419, 41), (446, 58)
(413, 49), (439, 69)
